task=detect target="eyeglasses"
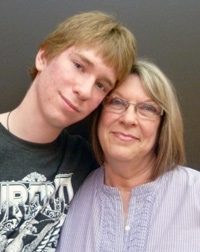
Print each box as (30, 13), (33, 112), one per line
(102, 96), (164, 119)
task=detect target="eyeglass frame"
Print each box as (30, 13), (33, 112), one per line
(102, 96), (164, 119)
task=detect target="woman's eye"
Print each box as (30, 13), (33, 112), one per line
(140, 103), (157, 113)
(112, 98), (124, 106)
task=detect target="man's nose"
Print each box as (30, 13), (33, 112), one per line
(73, 77), (94, 100)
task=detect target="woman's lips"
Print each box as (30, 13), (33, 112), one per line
(112, 131), (139, 142)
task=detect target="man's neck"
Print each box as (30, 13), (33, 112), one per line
(9, 106), (63, 143)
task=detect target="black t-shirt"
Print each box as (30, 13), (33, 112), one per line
(0, 124), (98, 251)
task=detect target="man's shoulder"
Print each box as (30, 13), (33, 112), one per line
(61, 129), (93, 159)
(0, 112), (8, 128)
(59, 129), (98, 172)
(62, 129), (90, 148)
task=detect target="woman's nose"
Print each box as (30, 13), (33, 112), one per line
(119, 105), (138, 125)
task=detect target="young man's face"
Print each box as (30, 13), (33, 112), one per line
(35, 46), (117, 128)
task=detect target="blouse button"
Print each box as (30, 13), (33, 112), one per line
(125, 225), (130, 231)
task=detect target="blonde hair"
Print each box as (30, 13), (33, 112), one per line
(91, 59), (186, 179)
(29, 11), (136, 84)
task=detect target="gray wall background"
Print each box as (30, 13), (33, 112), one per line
(0, 0), (199, 170)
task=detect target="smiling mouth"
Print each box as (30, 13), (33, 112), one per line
(60, 93), (80, 112)
(112, 131), (139, 142)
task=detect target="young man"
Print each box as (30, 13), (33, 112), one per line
(0, 11), (136, 251)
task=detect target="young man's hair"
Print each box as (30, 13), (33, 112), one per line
(29, 11), (136, 84)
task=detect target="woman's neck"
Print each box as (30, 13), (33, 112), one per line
(103, 157), (155, 223)
(104, 158), (154, 189)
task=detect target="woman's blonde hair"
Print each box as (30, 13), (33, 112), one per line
(91, 59), (186, 179)
(29, 11), (136, 84)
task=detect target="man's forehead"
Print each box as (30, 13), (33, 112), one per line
(68, 45), (118, 85)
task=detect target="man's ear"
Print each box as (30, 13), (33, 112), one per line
(35, 47), (47, 71)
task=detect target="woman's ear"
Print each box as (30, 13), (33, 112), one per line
(35, 47), (47, 71)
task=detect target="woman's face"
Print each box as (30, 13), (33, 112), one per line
(98, 74), (162, 165)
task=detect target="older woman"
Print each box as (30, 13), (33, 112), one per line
(57, 60), (200, 252)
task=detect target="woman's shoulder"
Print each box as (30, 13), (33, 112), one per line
(172, 166), (200, 187)
(71, 168), (103, 203)
(84, 167), (104, 184)
(177, 165), (200, 176)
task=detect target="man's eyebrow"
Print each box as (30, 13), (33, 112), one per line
(73, 53), (94, 66)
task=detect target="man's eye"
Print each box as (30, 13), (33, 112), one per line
(74, 62), (83, 70)
(96, 83), (105, 91)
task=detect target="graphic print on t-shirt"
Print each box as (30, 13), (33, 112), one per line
(0, 172), (73, 251)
